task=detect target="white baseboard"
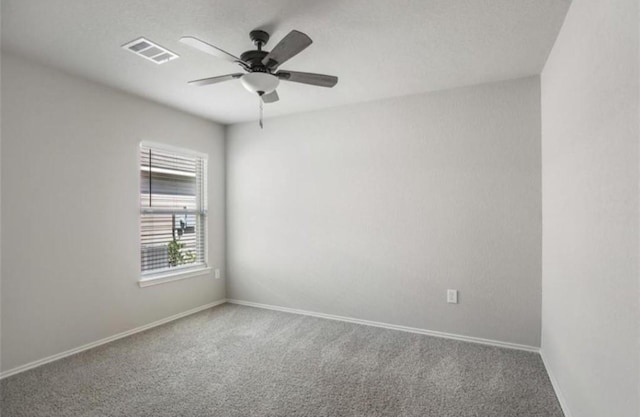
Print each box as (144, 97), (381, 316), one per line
(1, 298), (543, 381)
(0, 298), (228, 380)
(227, 299), (540, 353)
(540, 350), (572, 417)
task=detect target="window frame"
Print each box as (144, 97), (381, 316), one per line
(138, 141), (210, 287)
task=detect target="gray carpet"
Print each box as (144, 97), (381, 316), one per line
(1, 304), (563, 416)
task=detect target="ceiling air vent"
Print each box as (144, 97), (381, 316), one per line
(122, 37), (179, 64)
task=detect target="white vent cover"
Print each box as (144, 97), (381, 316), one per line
(122, 37), (179, 64)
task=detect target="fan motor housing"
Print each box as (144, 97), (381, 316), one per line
(240, 50), (270, 72)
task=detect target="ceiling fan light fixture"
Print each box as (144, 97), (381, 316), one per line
(240, 72), (279, 95)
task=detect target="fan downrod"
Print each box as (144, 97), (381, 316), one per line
(250, 30), (269, 50)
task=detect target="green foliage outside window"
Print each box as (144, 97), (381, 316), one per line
(168, 214), (196, 267)
(168, 238), (196, 267)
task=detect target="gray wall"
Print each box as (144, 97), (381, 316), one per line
(0, 50), (3, 372)
(540, 0), (640, 415)
(227, 77), (542, 347)
(0, 53), (226, 372)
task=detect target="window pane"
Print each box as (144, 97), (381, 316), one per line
(140, 146), (203, 210)
(140, 144), (207, 275)
(140, 213), (202, 272)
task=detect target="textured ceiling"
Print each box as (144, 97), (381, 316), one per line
(1, 0), (570, 124)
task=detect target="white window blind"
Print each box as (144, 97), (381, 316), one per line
(140, 144), (207, 276)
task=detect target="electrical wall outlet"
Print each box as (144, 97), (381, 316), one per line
(214, 268), (221, 279)
(447, 289), (458, 304)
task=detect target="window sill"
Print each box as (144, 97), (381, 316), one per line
(138, 266), (212, 288)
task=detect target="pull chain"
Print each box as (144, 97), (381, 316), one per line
(259, 95), (264, 129)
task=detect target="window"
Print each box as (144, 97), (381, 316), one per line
(139, 143), (208, 284)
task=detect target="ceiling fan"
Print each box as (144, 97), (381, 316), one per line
(180, 29), (338, 109)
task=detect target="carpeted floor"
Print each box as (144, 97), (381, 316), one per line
(0, 303), (563, 416)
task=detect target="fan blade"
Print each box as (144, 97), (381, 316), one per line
(276, 71), (338, 88)
(188, 73), (243, 86)
(180, 36), (246, 65)
(262, 90), (279, 103)
(262, 30), (312, 68)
